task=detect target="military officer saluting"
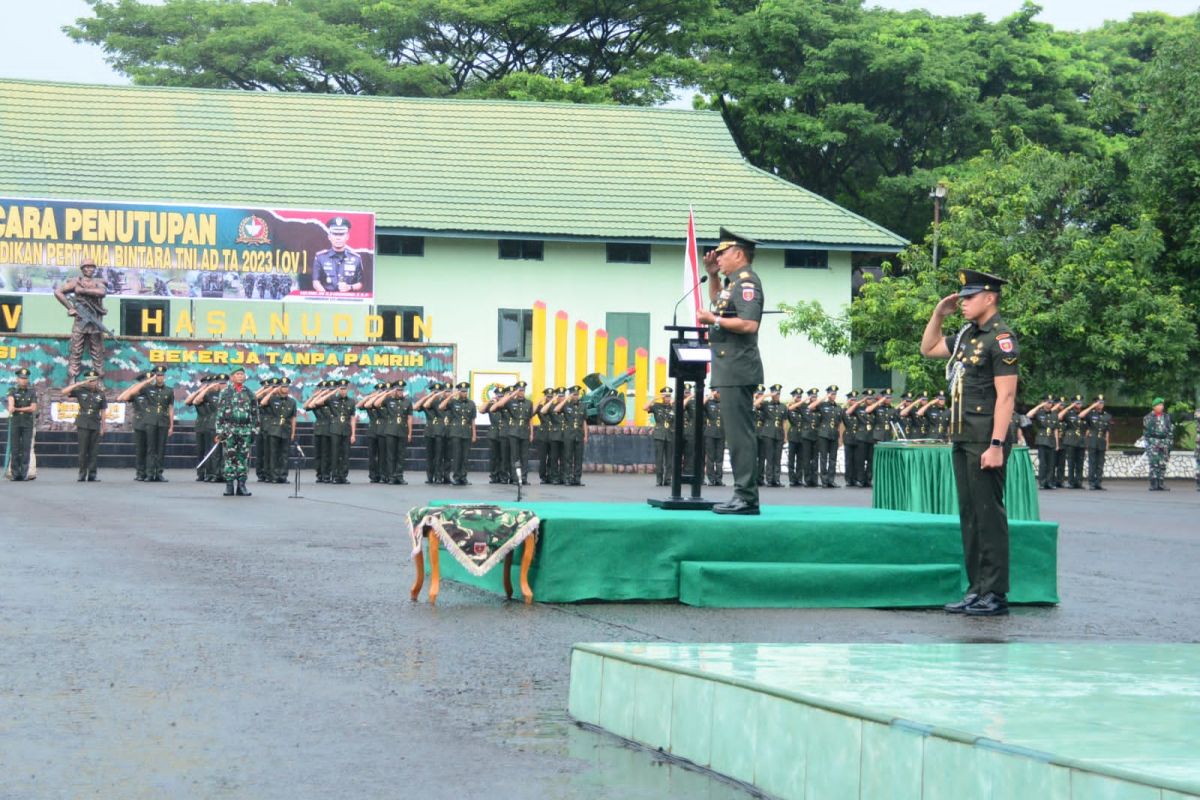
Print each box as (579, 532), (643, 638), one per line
(562, 385), (588, 486)
(6, 367), (39, 481)
(704, 389), (725, 486)
(312, 217), (365, 293)
(785, 388), (807, 486)
(1082, 395), (1111, 490)
(441, 380), (477, 485)
(696, 228), (765, 515)
(63, 369), (108, 482)
(262, 377), (298, 483)
(1058, 395), (1087, 489)
(921, 268), (1020, 617)
(495, 381), (533, 485)
(646, 386), (675, 486)
(1025, 394), (1059, 489)
(815, 386), (842, 487)
(757, 384), (786, 487)
(376, 380), (413, 485)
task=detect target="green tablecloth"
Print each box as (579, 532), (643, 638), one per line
(872, 443), (1040, 521)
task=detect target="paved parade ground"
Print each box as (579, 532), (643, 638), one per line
(2, 472), (1197, 799)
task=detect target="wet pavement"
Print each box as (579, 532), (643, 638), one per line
(1, 471), (1197, 799)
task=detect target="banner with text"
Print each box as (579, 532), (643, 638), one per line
(0, 197), (375, 302)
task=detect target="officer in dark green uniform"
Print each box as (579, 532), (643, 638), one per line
(117, 371), (152, 481)
(854, 389), (877, 487)
(924, 391), (949, 441)
(647, 386), (674, 486)
(187, 373), (224, 482)
(498, 381), (533, 484)
(703, 390), (724, 486)
(415, 382), (447, 484)
(1025, 394), (1058, 489)
(442, 380), (477, 485)
(253, 379), (273, 483)
(482, 386), (504, 483)
(815, 386), (841, 488)
(361, 381), (386, 483)
(800, 388), (820, 486)
(1052, 397), (1068, 488)
(64, 369), (107, 481)
(921, 268), (1020, 616)
(563, 385), (588, 485)
(380, 380), (413, 485)
(696, 228), (764, 514)
(139, 366), (175, 482)
(759, 384), (786, 487)
(534, 388), (555, 483)
(262, 377), (297, 483)
(1058, 395), (1086, 489)
(753, 385), (768, 484)
(324, 379), (356, 483)
(682, 385), (698, 478)
(305, 380), (336, 483)
(6, 367), (38, 481)
(840, 390), (862, 487)
(1083, 395), (1111, 490)
(785, 388), (806, 486)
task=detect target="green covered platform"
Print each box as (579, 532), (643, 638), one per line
(426, 502), (1058, 607)
(569, 642), (1200, 799)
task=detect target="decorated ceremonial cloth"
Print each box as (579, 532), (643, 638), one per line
(407, 505), (539, 577)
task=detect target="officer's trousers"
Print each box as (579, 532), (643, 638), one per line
(1087, 447), (1106, 488)
(221, 431), (252, 480)
(495, 437), (511, 482)
(146, 421), (168, 479)
(718, 384), (759, 506)
(817, 437), (838, 486)
(267, 434), (290, 482)
(861, 441), (875, 487)
(705, 436), (725, 483)
(756, 437), (770, 484)
(653, 439), (672, 485)
(787, 440), (803, 484)
(367, 433), (382, 481)
(1067, 445), (1086, 487)
(1054, 447), (1066, 486)
(951, 440), (1010, 595)
(384, 435), (407, 482)
(766, 438), (783, 484)
(1036, 444), (1056, 487)
(255, 430), (267, 480)
(507, 436), (530, 483)
(535, 438), (548, 482)
(331, 433), (350, 480)
(801, 438), (818, 486)
(133, 427), (148, 479)
(317, 433), (333, 480)
(563, 437), (584, 484)
(437, 435), (451, 482)
(424, 435), (442, 483)
(77, 426), (100, 478)
(843, 440), (859, 485)
(546, 439), (565, 484)
(8, 423), (33, 479)
(487, 436), (502, 480)
(449, 436), (469, 482)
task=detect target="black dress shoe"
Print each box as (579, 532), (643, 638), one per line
(963, 592), (1008, 616)
(77, 476), (86, 482)
(89, 476), (100, 482)
(236, 478), (252, 497)
(943, 593), (979, 613)
(224, 481), (236, 496)
(712, 498), (760, 516)
(158, 476), (169, 483)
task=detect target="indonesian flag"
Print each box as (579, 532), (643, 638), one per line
(683, 207), (701, 325)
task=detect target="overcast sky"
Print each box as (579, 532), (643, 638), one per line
(1, 0), (1197, 87)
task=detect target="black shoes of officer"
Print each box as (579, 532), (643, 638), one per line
(712, 497), (760, 515)
(963, 592), (1009, 616)
(78, 475), (86, 482)
(943, 593), (979, 613)
(224, 480), (236, 496)
(236, 479), (252, 496)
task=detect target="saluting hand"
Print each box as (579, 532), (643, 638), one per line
(934, 293), (959, 318)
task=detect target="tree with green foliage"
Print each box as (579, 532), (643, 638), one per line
(780, 131), (1195, 401)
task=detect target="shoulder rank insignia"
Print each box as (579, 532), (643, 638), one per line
(739, 271), (751, 279)
(1002, 357), (1018, 365)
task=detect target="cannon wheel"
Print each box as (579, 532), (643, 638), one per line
(597, 396), (626, 425)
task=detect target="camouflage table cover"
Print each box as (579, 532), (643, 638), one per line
(407, 505), (539, 576)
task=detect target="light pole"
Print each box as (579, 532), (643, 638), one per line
(930, 181), (947, 269)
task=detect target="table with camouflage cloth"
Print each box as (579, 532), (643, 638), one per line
(407, 504), (540, 604)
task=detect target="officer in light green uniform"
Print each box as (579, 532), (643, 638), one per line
(215, 366), (259, 496)
(562, 385), (588, 485)
(443, 380), (477, 485)
(6, 367), (38, 481)
(921, 268), (1020, 617)
(1083, 395), (1110, 490)
(696, 228), (764, 515)
(704, 390), (724, 486)
(647, 387), (674, 487)
(64, 369), (107, 481)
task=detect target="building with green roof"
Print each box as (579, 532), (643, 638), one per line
(0, 78), (906, 392)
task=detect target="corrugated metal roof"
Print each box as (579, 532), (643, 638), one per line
(0, 80), (905, 248)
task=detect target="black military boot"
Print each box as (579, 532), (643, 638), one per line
(236, 478), (252, 496)
(224, 480), (236, 496)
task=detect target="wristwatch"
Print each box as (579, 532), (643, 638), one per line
(990, 438), (1003, 448)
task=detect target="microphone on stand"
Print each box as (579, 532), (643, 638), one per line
(673, 274), (709, 326)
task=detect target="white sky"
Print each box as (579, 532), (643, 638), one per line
(1, 0), (1197, 87)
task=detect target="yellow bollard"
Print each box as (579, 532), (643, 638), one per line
(532, 301), (546, 401)
(613, 337), (629, 425)
(574, 320), (589, 386)
(634, 348), (649, 426)
(554, 310), (568, 389)
(594, 329), (609, 377)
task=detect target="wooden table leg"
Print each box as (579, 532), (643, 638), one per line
(519, 535), (535, 605)
(428, 531), (440, 605)
(503, 553), (514, 600)
(410, 547), (425, 602)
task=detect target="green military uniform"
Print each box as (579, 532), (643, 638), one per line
(926, 394), (949, 442)
(1061, 397), (1086, 489)
(193, 374), (225, 483)
(1083, 397), (1111, 490)
(682, 391), (699, 479)
(534, 389), (553, 483)
(650, 391), (675, 487)
(485, 387), (508, 483)
(140, 367), (174, 482)
(872, 391), (896, 447)
(759, 385), (785, 486)
(703, 393), (724, 486)
(799, 389), (820, 486)
(421, 383), (447, 484)
(215, 373), (259, 495)
(264, 379), (297, 483)
(445, 381), (477, 485)
(707, 229), (764, 513)
(68, 370), (107, 481)
(1143, 401), (1173, 491)
(504, 383), (533, 485)
(312, 381), (334, 483)
(365, 382), (386, 483)
(841, 391), (861, 487)
(562, 386), (587, 486)
(943, 269), (1020, 612)
(1052, 398), (1067, 487)
(785, 390), (805, 486)
(128, 373), (151, 481)
(816, 387), (841, 488)
(542, 390), (567, 485)
(254, 382), (269, 483)
(1031, 395), (1058, 490)
(6, 367), (38, 481)
(381, 381), (412, 485)
(325, 381), (355, 483)
(910, 396), (932, 438)
(853, 390), (876, 487)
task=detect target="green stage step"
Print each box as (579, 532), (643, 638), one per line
(677, 561), (963, 608)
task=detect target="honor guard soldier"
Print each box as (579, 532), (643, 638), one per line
(647, 386), (675, 486)
(704, 390), (725, 486)
(497, 381), (533, 485)
(142, 366), (175, 482)
(117, 371), (154, 481)
(187, 373), (225, 482)
(312, 217), (365, 293)
(376, 380), (413, 484)
(696, 228), (765, 515)
(543, 387), (569, 485)
(262, 377), (298, 483)
(481, 386), (509, 483)
(359, 381), (388, 483)
(757, 384), (786, 486)
(63, 369), (107, 482)
(921, 268), (1020, 616)
(253, 379), (274, 482)
(682, 385), (698, 476)
(923, 391), (949, 441)
(1082, 395), (1111, 490)
(534, 388), (554, 483)
(562, 385), (588, 486)
(873, 389), (897, 449)
(1051, 397), (1067, 487)
(752, 385), (768, 484)
(414, 382), (447, 484)
(5, 367), (38, 481)
(1144, 398), (1174, 491)
(800, 388), (820, 486)
(785, 388), (806, 486)
(326, 379), (356, 483)
(897, 392), (917, 437)
(214, 366), (259, 496)
(854, 389), (877, 487)
(1058, 395), (1087, 489)
(442, 381), (477, 485)
(305, 380), (336, 483)
(909, 394), (932, 438)
(1025, 394), (1059, 489)
(816, 386), (842, 487)
(840, 390), (861, 487)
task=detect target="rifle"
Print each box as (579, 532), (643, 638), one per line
(70, 301), (115, 337)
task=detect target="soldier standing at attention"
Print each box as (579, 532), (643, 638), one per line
(562, 385), (588, 486)
(1058, 396), (1087, 489)
(785, 388), (806, 487)
(534, 388), (554, 484)
(921, 269), (1019, 617)
(1026, 395), (1059, 490)
(142, 367), (175, 482)
(815, 386), (841, 488)
(1143, 398), (1174, 491)
(214, 366), (258, 496)
(117, 372), (151, 481)
(326, 379), (356, 484)
(704, 389), (725, 486)
(378, 380), (413, 485)
(186, 374), (224, 482)
(647, 387), (674, 487)
(695, 228), (764, 515)
(800, 388), (820, 486)
(761, 384), (786, 487)
(413, 382), (443, 484)
(544, 388), (569, 485)
(253, 379), (275, 483)
(5, 367), (38, 481)
(305, 380), (336, 483)
(442, 381), (477, 486)
(263, 378), (297, 483)
(481, 386), (504, 483)
(854, 389), (877, 488)
(497, 381), (533, 485)
(1082, 396), (1110, 490)
(63, 369), (107, 482)
(1052, 397), (1068, 488)
(840, 390), (862, 487)
(752, 385), (768, 485)
(926, 391), (949, 441)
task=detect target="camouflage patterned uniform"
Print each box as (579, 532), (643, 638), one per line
(216, 382), (259, 482)
(1143, 409), (1174, 490)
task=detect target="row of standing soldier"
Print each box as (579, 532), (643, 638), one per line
(1025, 394), (1112, 490)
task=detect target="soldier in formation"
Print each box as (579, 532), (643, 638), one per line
(785, 388), (806, 486)
(482, 386), (511, 484)
(117, 367), (174, 482)
(260, 377), (297, 484)
(1058, 395), (1087, 489)
(704, 389), (725, 486)
(1143, 397), (1173, 491)
(1082, 395), (1111, 490)
(368, 380), (413, 485)
(441, 381), (477, 486)
(186, 373), (227, 482)
(562, 386), (588, 486)
(754, 384), (785, 487)
(5, 367), (38, 481)
(497, 382), (533, 485)
(647, 386), (674, 486)
(1025, 395), (1059, 490)
(63, 369), (107, 482)
(214, 367), (258, 496)
(816, 386), (841, 487)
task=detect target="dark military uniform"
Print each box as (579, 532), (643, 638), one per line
(505, 386), (533, 484)
(326, 384), (355, 483)
(799, 390), (820, 486)
(853, 391), (876, 488)
(194, 375), (225, 482)
(534, 389), (554, 483)
(313, 249), (364, 292)
(840, 392), (861, 487)
(682, 392), (699, 478)
(264, 382), (297, 483)
(421, 384), (447, 484)
(1031, 397), (1058, 489)
(382, 382), (412, 484)
(68, 373), (107, 481)
(942, 270), (1020, 610)
(926, 395), (949, 442)
(562, 388), (587, 486)
(816, 388), (841, 487)
(1061, 398), (1087, 489)
(128, 377), (150, 481)
(140, 369), (174, 482)
(650, 394), (675, 486)
(445, 383), (477, 485)
(6, 369), (37, 481)
(1052, 398), (1067, 488)
(365, 383), (386, 483)
(312, 382), (334, 483)
(485, 389), (509, 484)
(785, 391), (805, 486)
(703, 394), (725, 485)
(215, 377), (259, 494)
(1084, 399), (1111, 490)
(758, 387), (785, 487)
(707, 230), (765, 511)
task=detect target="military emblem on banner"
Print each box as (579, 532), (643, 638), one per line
(235, 215), (271, 245)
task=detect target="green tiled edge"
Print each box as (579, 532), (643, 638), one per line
(571, 644), (1200, 799)
(0, 79), (907, 247)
